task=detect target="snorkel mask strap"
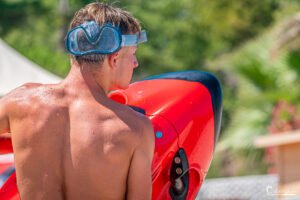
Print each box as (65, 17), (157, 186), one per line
(121, 30), (147, 47)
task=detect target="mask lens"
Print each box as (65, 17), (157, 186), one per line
(66, 22), (121, 55)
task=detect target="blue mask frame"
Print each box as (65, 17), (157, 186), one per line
(65, 21), (147, 56)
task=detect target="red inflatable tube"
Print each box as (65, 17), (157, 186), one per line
(0, 70), (222, 200)
(0, 138), (13, 154)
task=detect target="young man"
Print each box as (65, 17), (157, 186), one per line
(0, 2), (154, 200)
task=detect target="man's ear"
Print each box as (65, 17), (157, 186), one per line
(108, 52), (119, 69)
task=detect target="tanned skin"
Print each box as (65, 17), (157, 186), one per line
(0, 46), (155, 200)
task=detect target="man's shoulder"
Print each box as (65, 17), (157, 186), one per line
(1, 83), (63, 112)
(1, 83), (41, 104)
(107, 101), (151, 130)
(110, 102), (149, 126)
(111, 103), (154, 144)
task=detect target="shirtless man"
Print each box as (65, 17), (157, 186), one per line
(0, 2), (154, 200)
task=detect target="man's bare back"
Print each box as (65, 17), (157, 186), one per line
(0, 79), (154, 200)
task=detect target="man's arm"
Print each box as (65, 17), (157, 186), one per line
(126, 118), (155, 200)
(0, 97), (10, 135)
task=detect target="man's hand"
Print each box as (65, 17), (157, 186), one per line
(126, 117), (155, 200)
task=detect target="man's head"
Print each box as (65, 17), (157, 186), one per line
(66, 2), (145, 91)
(68, 2), (141, 64)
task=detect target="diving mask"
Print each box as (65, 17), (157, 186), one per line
(65, 21), (147, 56)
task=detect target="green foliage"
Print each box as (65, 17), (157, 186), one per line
(1, 0), (70, 77)
(122, 0), (279, 73)
(0, 0), (280, 76)
(0, 0), (46, 35)
(207, 148), (268, 178)
(206, 3), (300, 178)
(190, 0), (278, 53)
(287, 50), (300, 76)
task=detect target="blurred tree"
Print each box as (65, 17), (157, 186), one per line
(0, 0), (280, 77)
(122, 0), (279, 74)
(206, 3), (300, 177)
(0, 0), (46, 35)
(1, 0), (71, 76)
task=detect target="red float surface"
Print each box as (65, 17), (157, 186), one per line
(0, 138), (13, 154)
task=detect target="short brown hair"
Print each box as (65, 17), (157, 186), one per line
(68, 2), (141, 64)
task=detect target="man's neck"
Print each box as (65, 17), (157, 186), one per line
(62, 61), (110, 101)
